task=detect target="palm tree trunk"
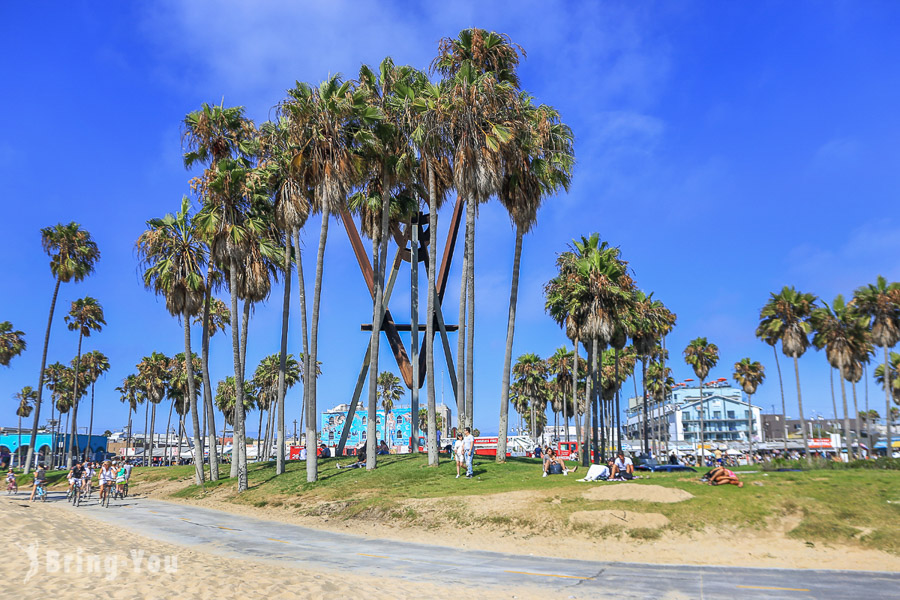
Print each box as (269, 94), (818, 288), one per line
(17, 415), (22, 468)
(699, 379), (705, 465)
(410, 211), (420, 456)
(228, 259), (249, 491)
(615, 349), (622, 455)
(852, 380), (860, 460)
(581, 341), (590, 467)
(143, 398), (149, 465)
(293, 227), (310, 454)
(830, 367), (838, 420)
(883, 346), (893, 455)
(794, 354), (810, 457)
(464, 196), (476, 431)
(425, 167), (438, 463)
(240, 299), (251, 378)
(165, 397), (175, 466)
(200, 264), (219, 480)
(274, 234), (292, 473)
(126, 408), (132, 459)
(24, 276), (61, 474)
(367, 173), (392, 471)
(497, 225), (524, 462)
(773, 345), (788, 454)
(307, 205), (330, 482)
(221, 416), (228, 469)
(256, 406), (264, 462)
(748, 393), (754, 462)
(149, 403), (157, 467)
(84, 381), (96, 462)
(455, 232), (468, 429)
(572, 338), (580, 453)
(838, 357), (852, 460)
(641, 357), (649, 455)
(67, 332), (85, 469)
(591, 339), (600, 465)
(176, 418), (184, 467)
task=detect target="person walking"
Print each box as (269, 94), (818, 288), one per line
(453, 433), (465, 478)
(463, 427), (475, 478)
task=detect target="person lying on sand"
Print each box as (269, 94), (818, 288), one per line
(704, 466), (743, 487)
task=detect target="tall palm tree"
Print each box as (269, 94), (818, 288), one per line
(630, 291), (669, 455)
(811, 295), (868, 459)
(44, 361), (70, 467)
(185, 101), (256, 489)
(116, 374), (141, 458)
(258, 119), (312, 475)
(496, 98), (574, 462)
(14, 386), (36, 467)
(137, 197), (209, 484)
(546, 347), (577, 443)
(376, 371), (405, 444)
(282, 76), (364, 483)
(0, 321), (26, 366)
(63, 296), (105, 468)
(192, 296), (229, 480)
(80, 350), (110, 462)
(732, 358), (765, 461)
(136, 352), (171, 467)
(874, 352), (900, 444)
(852, 276), (900, 453)
(24, 223), (100, 473)
(434, 28), (525, 434)
(215, 376), (258, 462)
(253, 353), (300, 462)
(755, 323), (789, 453)
(683, 337), (719, 463)
(758, 286), (818, 456)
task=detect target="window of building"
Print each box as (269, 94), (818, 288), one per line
(727, 411), (735, 419)
(713, 411), (721, 419)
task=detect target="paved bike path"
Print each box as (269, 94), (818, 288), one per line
(55, 494), (899, 599)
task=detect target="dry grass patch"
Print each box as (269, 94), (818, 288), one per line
(569, 510), (669, 530)
(581, 483), (693, 503)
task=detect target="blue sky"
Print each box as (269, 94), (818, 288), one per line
(2, 1), (900, 438)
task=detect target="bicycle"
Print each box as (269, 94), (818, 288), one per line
(6, 480), (17, 495)
(121, 480), (129, 499)
(71, 480), (83, 507)
(33, 482), (47, 502)
(100, 481), (114, 508)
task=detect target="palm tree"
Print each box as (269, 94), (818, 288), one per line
(874, 352), (900, 451)
(136, 352), (171, 467)
(376, 372), (405, 445)
(811, 295), (868, 459)
(852, 276), (900, 453)
(546, 347), (577, 443)
(215, 376), (258, 463)
(63, 296), (105, 468)
(258, 119), (312, 476)
(433, 28), (525, 434)
(168, 352), (202, 465)
(683, 337), (719, 463)
(496, 98), (574, 462)
(510, 353), (549, 440)
(253, 353), (300, 462)
(116, 374), (141, 458)
(630, 291), (671, 455)
(80, 350), (110, 462)
(282, 76), (363, 483)
(14, 386), (36, 467)
(44, 361), (69, 467)
(137, 197), (208, 484)
(192, 296), (229, 480)
(24, 223), (100, 473)
(732, 358), (765, 461)
(0, 321), (26, 366)
(185, 101), (256, 489)
(758, 286), (818, 456)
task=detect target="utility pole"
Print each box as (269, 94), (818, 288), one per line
(292, 419), (298, 443)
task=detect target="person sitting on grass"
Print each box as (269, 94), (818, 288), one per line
(705, 466), (743, 487)
(610, 451), (634, 480)
(542, 450), (578, 477)
(337, 441), (367, 469)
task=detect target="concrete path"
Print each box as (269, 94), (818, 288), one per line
(51, 492), (898, 599)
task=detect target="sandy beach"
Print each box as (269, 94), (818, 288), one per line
(2, 496), (542, 600)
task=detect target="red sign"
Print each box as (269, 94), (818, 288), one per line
(288, 446), (303, 460)
(808, 438), (833, 449)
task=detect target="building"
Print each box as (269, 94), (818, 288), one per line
(320, 403), (452, 449)
(625, 382), (762, 447)
(0, 429), (108, 467)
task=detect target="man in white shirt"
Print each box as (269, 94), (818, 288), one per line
(462, 427), (475, 478)
(611, 451), (634, 480)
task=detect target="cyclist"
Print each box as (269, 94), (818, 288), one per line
(81, 461), (95, 498)
(98, 460), (115, 502)
(67, 460), (85, 497)
(29, 464), (47, 501)
(115, 462), (127, 497)
(6, 468), (17, 493)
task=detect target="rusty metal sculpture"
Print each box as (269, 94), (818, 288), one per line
(335, 197), (463, 454)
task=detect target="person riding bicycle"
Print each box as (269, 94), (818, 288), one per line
(81, 461), (95, 496)
(115, 463), (127, 497)
(67, 461), (85, 496)
(29, 464), (47, 501)
(98, 460), (115, 501)
(6, 468), (17, 492)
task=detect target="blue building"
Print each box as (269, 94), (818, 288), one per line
(0, 430), (108, 468)
(320, 406), (413, 449)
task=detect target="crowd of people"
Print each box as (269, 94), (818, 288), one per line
(7, 458), (135, 502)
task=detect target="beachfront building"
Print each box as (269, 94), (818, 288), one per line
(0, 428), (108, 467)
(625, 382), (762, 449)
(320, 403), (453, 451)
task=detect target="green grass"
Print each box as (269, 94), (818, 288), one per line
(127, 455), (900, 555)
